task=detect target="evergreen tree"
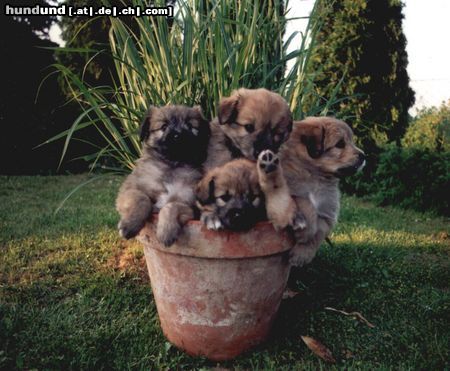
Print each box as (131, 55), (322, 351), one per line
(308, 0), (415, 152)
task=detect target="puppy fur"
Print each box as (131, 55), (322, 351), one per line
(196, 159), (266, 231)
(204, 88), (293, 170)
(116, 105), (210, 246)
(257, 149), (306, 231)
(278, 117), (366, 266)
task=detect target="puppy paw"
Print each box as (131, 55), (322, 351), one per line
(257, 149), (279, 174)
(293, 225), (316, 244)
(291, 211), (307, 230)
(118, 218), (144, 239)
(201, 213), (223, 231)
(289, 245), (317, 267)
(156, 220), (181, 247)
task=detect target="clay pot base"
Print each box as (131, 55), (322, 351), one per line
(138, 219), (294, 361)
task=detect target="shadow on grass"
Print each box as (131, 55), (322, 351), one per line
(1, 239), (449, 369)
(226, 240), (449, 368)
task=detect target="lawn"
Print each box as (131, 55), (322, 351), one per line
(0, 175), (449, 370)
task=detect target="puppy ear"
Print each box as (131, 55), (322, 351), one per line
(196, 176), (216, 205)
(299, 124), (326, 159)
(193, 105), (205, 117)
(218, 93), (239, 125)
(139, 106), (153, 142)
(281, 113), (294, 143)
(193, 105), (209, 125)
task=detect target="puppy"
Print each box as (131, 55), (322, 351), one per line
(116, 105), (210, 246)
(263, 117), (366, 266)
(196, 159), (266, 231)
(204, 88), (293, 170)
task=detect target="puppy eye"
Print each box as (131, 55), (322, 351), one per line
(336, 139), (346, 148)
(188, 124), (199, 135)
(251, 196), (260, 207)
(245, 124), (255, 133)
(219, 194), (231, 202)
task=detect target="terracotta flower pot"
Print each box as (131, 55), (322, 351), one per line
(137, 217), (295, 361)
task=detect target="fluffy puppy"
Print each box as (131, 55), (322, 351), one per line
(204, 88), (293, 170)
(272, 117), (366, 266)
(116, 105), (210, 246)
(196, 159), (266, 231)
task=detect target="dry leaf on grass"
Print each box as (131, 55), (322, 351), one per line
(301, 336), (336, 363)
(325, 307), (375, 328)
(343, 349), (355, 359)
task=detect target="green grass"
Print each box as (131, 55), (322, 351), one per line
(0, 175), (449, 370)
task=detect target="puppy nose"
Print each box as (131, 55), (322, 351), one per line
(168, 130), (182, 142)
(229, 209), (242, 220)
(227, 208), (245, 226)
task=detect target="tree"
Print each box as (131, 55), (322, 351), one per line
(8, 0), (56, 37)
(56, 0), (173, 96)
(308, 0), (415, 153)
(56, 0), (117, 96)
(0, 2), (90, 174)
(1, 5), (57, 173)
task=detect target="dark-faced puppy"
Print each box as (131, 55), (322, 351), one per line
(204, 88), (293, 170)
(278, 117), (366, 266)
(116, 105), (210, 246)
(196, 159), (266, 231)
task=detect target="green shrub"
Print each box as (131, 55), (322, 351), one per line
(345, 145), (450, 216)
(403, 101), (450, 152)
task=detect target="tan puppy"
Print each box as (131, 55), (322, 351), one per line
(196, 159), (266, 231)
(116, 105), (210, 246)
(204, 88), (293, 170)
(264, 117), (366, 266)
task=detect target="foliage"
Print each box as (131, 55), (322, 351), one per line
(344, 145), (450, 216)
(0, 6), (85, 174)
(57, 1), (177, 97)
(7, 0), (57, 37)
(403, 100), (450, 152)
(372, 146), (450, 215)
(51, 0), (340, 172)
(1, 175), (449, 369)
(56, 0), (130, 97)
(307, 0), (415, 152)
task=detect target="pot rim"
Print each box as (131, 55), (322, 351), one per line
(137, 216), (295, 259)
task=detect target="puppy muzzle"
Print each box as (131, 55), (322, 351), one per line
(253, 130), (280, 159)
(337, 152), (366, 177)
(157, 128), (207, 165)
(222, 206), (258, 231)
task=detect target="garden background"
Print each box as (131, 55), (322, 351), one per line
(0, 0), (449, 369)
